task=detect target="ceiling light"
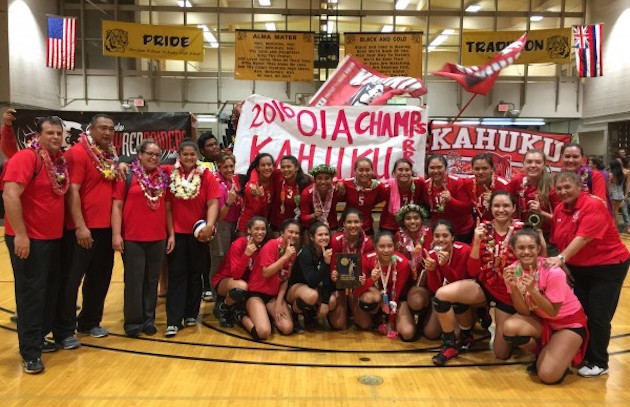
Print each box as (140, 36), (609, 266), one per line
(326, 22), (334, 34)
(197, 115), (218, 123)
(265, 22), (276, 31)
(442, 29), (455, 35)
(177, 0), (192, 7)
(530, 15), (544, 22)
(465, 4), (481, 12)
(395, 0), (410, 10)
(382, 25), (394, 33)
(258, 0), (271, 6)
(197, 25), (218, 48)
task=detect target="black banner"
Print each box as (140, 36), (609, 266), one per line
(12, 110), (191, 163)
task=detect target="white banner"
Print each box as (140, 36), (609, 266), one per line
(234, 94), (428, 179)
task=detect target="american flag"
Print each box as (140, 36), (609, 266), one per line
(47, 16), (76, 70)
(572, 24), (603, 77)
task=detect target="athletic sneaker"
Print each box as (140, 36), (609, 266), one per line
(577, 364), (609, 377)
(143, 325), (157, 336)
(458, 335), (475, 351)
(165, 325), (178, 337)
(79, 326), (109, 338)
(184, 318), (198, 327)
(59, 336), (81, 350)
(213, 301), (234, 328)
(41, 339), (58, 353)
(202, 290), (215, 302)
(22, 358), (44, 374)
(432, 346), (458, 366)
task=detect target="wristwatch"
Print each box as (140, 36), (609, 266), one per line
(557, 254), (566, 263)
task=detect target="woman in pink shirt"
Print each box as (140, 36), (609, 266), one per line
(502, 229), (588, 385)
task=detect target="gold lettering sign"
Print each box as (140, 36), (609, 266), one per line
(462, 28), (572, 65)
(344, 32), (423, 77)
(234, 30), (315, 82)
(102, 20), (204, 62)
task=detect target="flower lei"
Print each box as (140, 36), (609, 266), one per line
(217, 172), (242, 208)
(427, 178), (447, 212)
(398, 227), (428, 280)
(472, 175), (494, 219)
(309, 164), (337, 177)
(277, 238), (295, 282)
(313, 184), (335, 223)
(375, 256), (398, 315)
(341, 229), (366, 254)
(80, 132), (120, 181)
(131, 158), (168, 210)
(30, 139), (69, 195)
(576, 165), (592, 192)
(395, 203), (429, 226)
(480, 220), (520, 284)
(169, 159), (205, 200)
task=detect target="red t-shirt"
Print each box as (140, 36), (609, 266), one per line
(237, 181), (273, 233)
(329, 231), (374, 273)
(425, 242), (470, 294)
(64, 143), (116, 230)
(299, 184), (341, 230)
(247, 237), (297, 296)
(113, 170), (168, 242)
(3, 149), (65, 239)
(165, 165), (221, 234)
(379, 177), (427, 231)
(509, 174), (562, 232)
(462, 176), (510, 222)
(211, 236), (261, 287)
(339, 179), (386, 232)
(354, 251), (410, 302)
(550, 192), (629, 266)
(426, 175), (474, 236)
(270, 172), (303, 230)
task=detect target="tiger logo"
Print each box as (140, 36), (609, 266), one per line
(104, 29), (128, 53)
(546, 35), (570, 59)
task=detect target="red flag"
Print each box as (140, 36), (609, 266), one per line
(309, 55), (427, 107)
(434, 33), (527, 95)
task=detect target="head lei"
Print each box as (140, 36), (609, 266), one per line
(395, 203), (429, 226)
(309, 164), (337, 177)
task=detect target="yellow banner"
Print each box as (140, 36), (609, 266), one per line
(344, 32), (423, 77)
(102, 20), (204, 61)
(235, 30), (315, 82)
(462, 28), (572, 65)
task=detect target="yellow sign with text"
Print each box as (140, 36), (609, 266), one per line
(235, 30), (315, 82)
(102, 20), (204, 61)
(462, 29), (572, 65)
(344, 32), (423, 77)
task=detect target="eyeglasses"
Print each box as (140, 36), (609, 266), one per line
(142, 151), (161, 158)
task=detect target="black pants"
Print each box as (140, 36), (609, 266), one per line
(166, 233), (208, 326)
(54, 228), (114, 339)
(6, 236), (61, 361)
(122, 240), (165, 334)
(568, 258), (630, 368)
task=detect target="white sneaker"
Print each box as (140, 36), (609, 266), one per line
(577, 364), (609, 377)
(165, 326), (178, 338)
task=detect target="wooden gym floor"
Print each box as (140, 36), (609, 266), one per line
(1, 232), (630, 406)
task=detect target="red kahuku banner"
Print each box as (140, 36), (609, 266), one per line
(572, 24), (603, 77)
(309, 55), (427, 107)
(429, 123), (571, 179)
(434, 33), (526, 95)
(235, 94), (428, 179)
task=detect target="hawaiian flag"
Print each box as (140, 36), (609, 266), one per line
(434, 33), (527, 95)
(572, 24), (603, 77)
(46, 15), (76, 70)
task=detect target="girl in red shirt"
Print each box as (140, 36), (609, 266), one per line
(329, 209), (374, 329)
(163, 140), (220, 337)
(503, 229), (587, 385)
(463, 153), (510, 222)
(431, 191), (521, 366)
(244, 219), (300, 340)
(379, 158), (427, 234)
(300, 164), (340, 230)
(424, 154), (474, 243)
(394, 204), (433, 341)
(212, 216), (268, 328)
(353, 232), (410, 338)
(270, 155), (312, 235)
(336, 158), (386, 235)
(237, 153), (274, 234)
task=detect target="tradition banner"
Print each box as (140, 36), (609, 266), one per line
(234, 30), (315, 82)
(10, 110), (191, 163)
(462, 28), (572, 65)
(234, 94), (428, 179)
(429, 123), (571, 179)
(344, 32), (423, 77)
(102, 20), (204, 61)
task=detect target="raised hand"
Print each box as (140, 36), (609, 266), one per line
(423, 249), (437, 271)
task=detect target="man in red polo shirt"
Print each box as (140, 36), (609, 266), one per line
(3, 116), (67, 374)
(53, 114), (121, 348)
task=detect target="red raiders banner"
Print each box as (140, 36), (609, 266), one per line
(429, 123), (571, 179)
(234, 94), (428, 179)
(9, 110), (191, 163)
(309, 54), (427, 107)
